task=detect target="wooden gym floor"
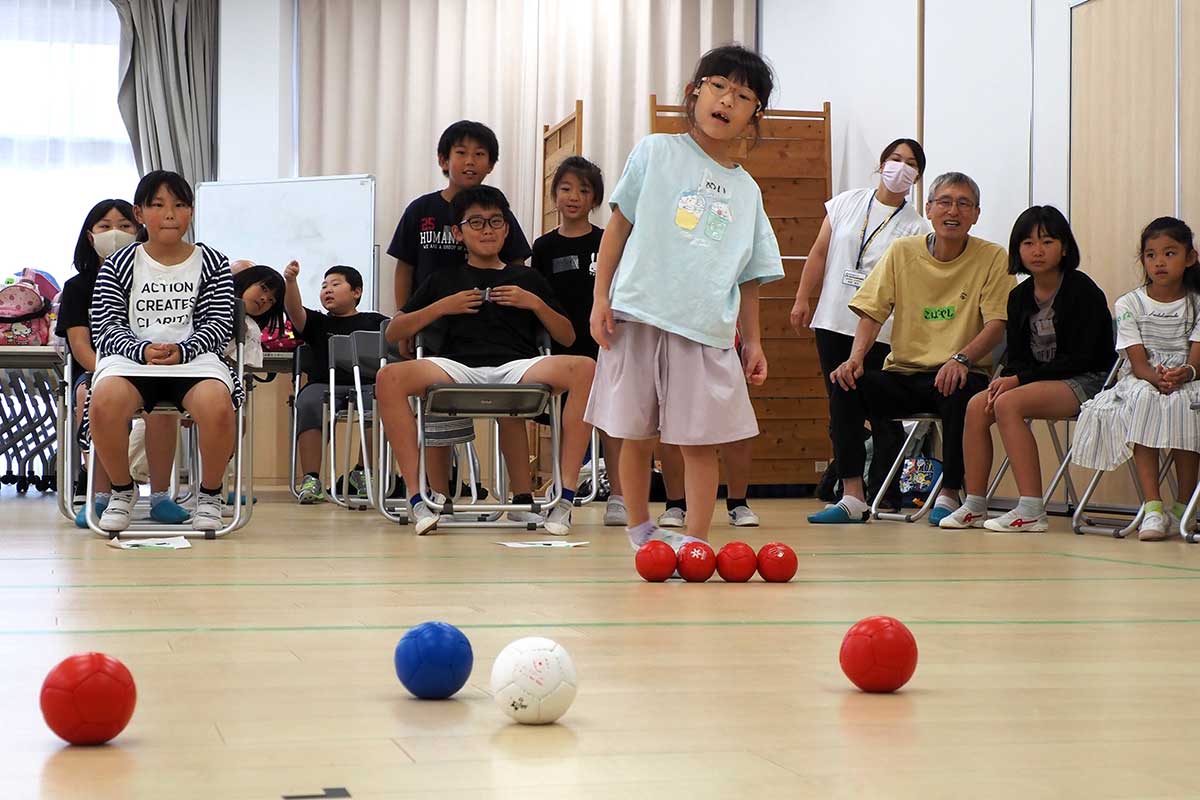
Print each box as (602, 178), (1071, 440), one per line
(1, 486), (1199, 799)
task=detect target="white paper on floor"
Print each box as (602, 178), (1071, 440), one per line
(106, 536), (192, 550)
(495, 541), (590, 548)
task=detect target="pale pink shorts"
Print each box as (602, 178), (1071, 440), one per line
(584, 320), (759, 446)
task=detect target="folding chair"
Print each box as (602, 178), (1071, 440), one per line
(377, 323), (566, 529)
(82, 300), (254, 539)
(1178, 398), (1200, 543)
(326, 334), (373, 510)
(286, 344), (316, 500)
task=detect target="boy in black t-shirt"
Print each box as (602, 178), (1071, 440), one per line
(386, 119), (534, 510)
(530, 156), (628, 526)
(283, 261), (388, 503)
(377, 186), (596, 536)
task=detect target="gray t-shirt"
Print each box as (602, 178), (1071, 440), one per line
(1030, 291), (1058, 363)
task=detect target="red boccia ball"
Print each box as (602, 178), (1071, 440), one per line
(756, 542), (798, 582)
(635, 540), (678, 582)
(676, 541), (717, 582)
(716, 541), (758, 582)
(40, 653), (137, 745)
(839, 616), (919, 693)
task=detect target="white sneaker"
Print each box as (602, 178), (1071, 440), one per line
(728, 505), (760, 527)
(192, 493), (224, 531)
(1138, 510), (1169, 541)
(507, 510), (544, 526)
(652, 530), (704, 553)
(544, 499), (573, 536)
(99, 489), (135, 532)
(983, 508), (1048, 534)
(658, 507), (686, 527)
(410, 493), (446, 536)
(939, 505), (988, 530)
(604, 497), (628, 526)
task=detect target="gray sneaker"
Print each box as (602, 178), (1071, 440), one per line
(728, 505), (760, 527)
(544, 499), (573, 536)
(348, 468), (367, 496)
(410, 493), (446, 535)
(658, 507), (686, 527)
(604, 497), (628, 526)
(507, 509), (544, 526)
(297, 474), (325, 504)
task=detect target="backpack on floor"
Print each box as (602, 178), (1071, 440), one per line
(0, 269), (53, 345)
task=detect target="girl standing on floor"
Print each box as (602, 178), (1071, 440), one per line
(586, 44), (785, 548)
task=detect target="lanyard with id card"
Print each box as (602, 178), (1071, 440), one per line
(843, 193), (905, 289)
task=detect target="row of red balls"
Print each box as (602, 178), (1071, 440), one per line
(635, 540), (798, 582)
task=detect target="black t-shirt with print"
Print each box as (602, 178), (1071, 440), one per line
(387, 190), (533, 292)
(531, 225), (604, 358)
(403, 263), (564, 368)
(56, 271), (97, 377)
(298, 308), (390, 385)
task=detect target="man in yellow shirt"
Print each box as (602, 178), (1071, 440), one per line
(809, 172), (1014, 526)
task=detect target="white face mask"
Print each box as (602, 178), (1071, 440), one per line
(92, 229), (136, 259)
(880, 160), (919, 195)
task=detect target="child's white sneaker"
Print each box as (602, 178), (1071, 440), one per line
(658, 507), (685, 527)
(1138, 510), (1169, 541)
(938, 505), (987, 529)
(99, 489), (135, 532)
(983, 508), (1048, 534)
(192, 493), (224, 531)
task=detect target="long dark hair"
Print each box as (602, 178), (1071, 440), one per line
(72, 199), (138, 274)
(233, 264), (286, 333)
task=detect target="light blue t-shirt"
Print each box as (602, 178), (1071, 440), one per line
(608, 133), (784, 348)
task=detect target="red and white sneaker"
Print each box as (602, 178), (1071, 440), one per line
(983, 508), (1048, 534)
(938, 506), (987, 529)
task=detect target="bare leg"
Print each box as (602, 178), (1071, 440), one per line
(992, 382), (1081, 498)
(1133, 444), (1162, 503)
(89, 378), (142, 486)
(144, 414), (179, 494)
(659, 443), (685, 500)
(620, 438), (658, 527)
(680, 444), (719, 541)
(298, 429), (323, 476)
(720, 437), (754, 499)
(601, 432), (623, 495)
(77, 381), (111, 492)
(375, 361), (456, 496)
(180, 381), (235, 490)
(1172, 449), (1199, 505)
(518, 356), (597, 493)
(962, 390), (995, 496)
(498, 418), (532, 495)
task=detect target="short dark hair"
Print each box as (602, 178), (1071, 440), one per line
(879, 138), (927, 177)
(73, 199), (138, 274)
(683, 44), (775, 143)
(552, 156), (604, 208)
(233, 264), (287, 333)
(450, 185), (511, 225)
(133, 169), (194, 207)
(324, 265), (364, 297)
(437, 121), (500, 177)
(1008, 205), (1081, 274)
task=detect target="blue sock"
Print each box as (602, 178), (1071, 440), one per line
(409, 494), (423, 508)
(149, 492), (190, 524)
(561, 488), (575, 502)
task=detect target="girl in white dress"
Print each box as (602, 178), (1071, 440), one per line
(1072, 217), (1200, 541)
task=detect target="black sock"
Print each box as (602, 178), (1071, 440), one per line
(111, 481), (134, 493)
(727, 497), (747, 512)
(666, 497), (687, 512)
(512, 493), (533, 506)
(200, 485), (222, 497)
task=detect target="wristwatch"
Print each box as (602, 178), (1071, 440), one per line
(951, 353), (971, 368)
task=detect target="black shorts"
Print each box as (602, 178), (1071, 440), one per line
(124, 376), (211, 413)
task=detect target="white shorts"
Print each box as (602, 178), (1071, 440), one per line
(425, 356), (548, 386)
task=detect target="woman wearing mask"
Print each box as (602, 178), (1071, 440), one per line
(789, 139), (931, 518)
(61, 199), (187, 527)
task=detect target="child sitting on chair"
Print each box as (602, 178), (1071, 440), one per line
(376, 185), (596, 536)
(85, 170), (241, 533)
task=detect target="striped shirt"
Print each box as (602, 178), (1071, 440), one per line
(1114, 287), (1200, 367)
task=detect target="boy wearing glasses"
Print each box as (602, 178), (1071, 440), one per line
(386, 120), (535, 510)
(817, 172), (1015, 526)
(376, 186), (595, 536)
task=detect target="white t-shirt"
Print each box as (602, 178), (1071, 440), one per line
(94, 246), (233, 390)
(810, 187), (930, 342)
(1114, 287), (1200, 365)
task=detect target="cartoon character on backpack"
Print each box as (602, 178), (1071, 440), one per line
(0, 269), (57, 346)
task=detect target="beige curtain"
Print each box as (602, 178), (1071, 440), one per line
(110, 0), (218, 185)
(298, 0), (756, 312)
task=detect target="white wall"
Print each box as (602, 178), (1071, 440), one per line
(762, 0), (1077, 247)
(216, 0), (294, 181)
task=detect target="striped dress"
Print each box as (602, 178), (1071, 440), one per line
(79, 241), (244, 445)
(1072, 287), (1200, 470)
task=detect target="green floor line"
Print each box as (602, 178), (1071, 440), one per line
(5, 617), (1200, 636)
(1049, 551), (1200, 574)
(0, 574), (1198, 590)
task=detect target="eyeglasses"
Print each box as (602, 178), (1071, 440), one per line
(700, 76), (761, 112)
(459, 216), (506, 231)
(930, 197), (977, 211)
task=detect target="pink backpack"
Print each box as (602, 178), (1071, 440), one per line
(0, 269), (53, 346)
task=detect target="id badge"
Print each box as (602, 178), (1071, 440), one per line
(841, 269), (866, 289)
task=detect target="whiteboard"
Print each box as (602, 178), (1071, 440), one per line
(195, 174), (379, 311)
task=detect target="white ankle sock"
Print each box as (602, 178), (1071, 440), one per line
(963, 494), (987, 513)
(934, 494), (960, 511)
(839, 495), (869, 515)
(1014, 495), (1045, 517)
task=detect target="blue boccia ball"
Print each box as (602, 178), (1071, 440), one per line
(394, 621), (474, 699)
